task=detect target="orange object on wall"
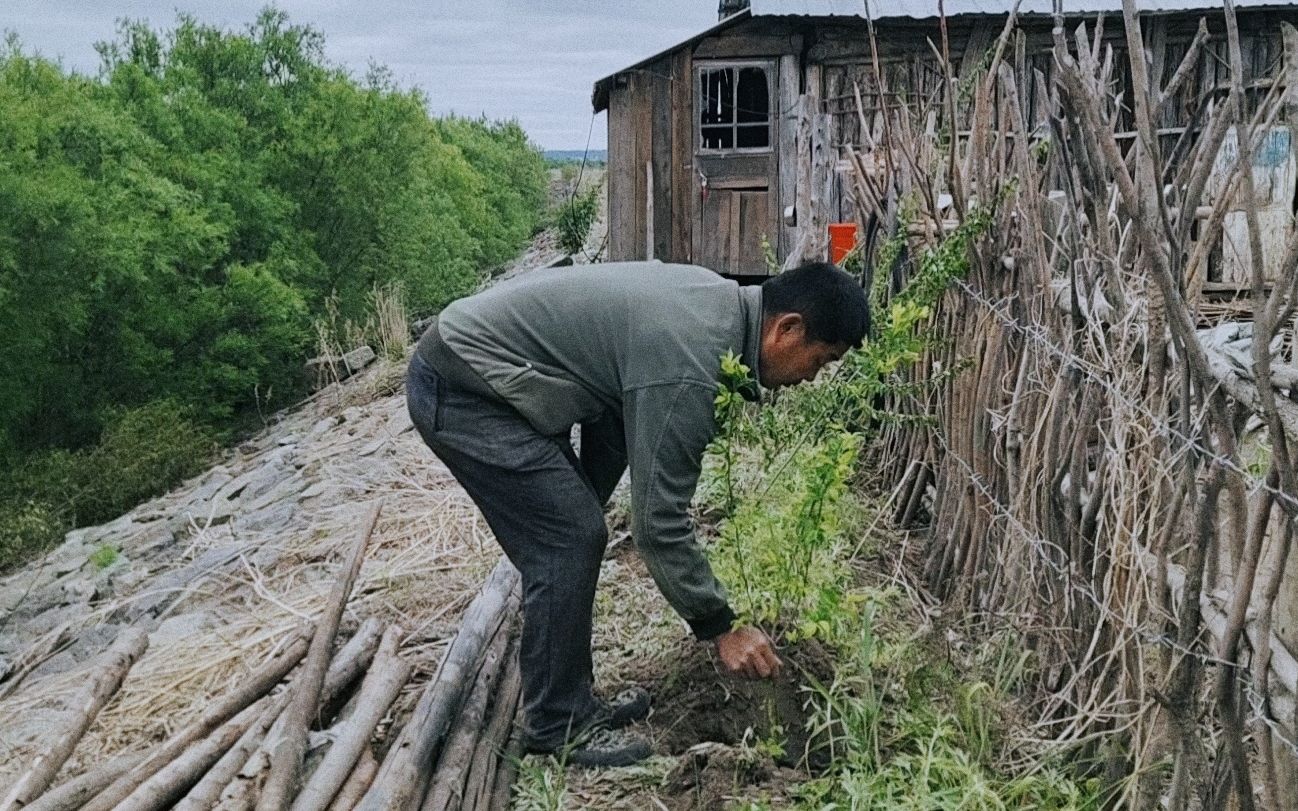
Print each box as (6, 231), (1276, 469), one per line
(828, 223), (858, 265)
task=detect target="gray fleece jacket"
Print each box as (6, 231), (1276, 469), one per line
(415, 261), (763, 639)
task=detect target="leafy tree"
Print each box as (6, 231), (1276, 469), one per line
(0, 11), (546, 567)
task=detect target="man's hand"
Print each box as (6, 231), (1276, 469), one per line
(714, 625), (783, 679)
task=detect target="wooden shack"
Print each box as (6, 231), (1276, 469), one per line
(593, 0), (1298, 286)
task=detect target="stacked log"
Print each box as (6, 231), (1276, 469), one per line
(358, 558), (521, 811)
(9, 504), (528, 811)
(1, 628), (149, 810)
(420, 633), (522, 811)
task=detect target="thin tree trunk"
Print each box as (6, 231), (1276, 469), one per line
(292, 626), (409, 811)
(460, 645), (522, 811)
(2, 627), (148, 810)
(78, 630), (311, 811)
(114, 698), (272, 811)
(485, 733), (523, 811)
(260, 502), (383, 811)
(21, 752), (145, 811)
(357, 559), (521, 811)
(420, 623), (514, 811)
(177, 617), (387, 811)
(326, 748), (380, 811)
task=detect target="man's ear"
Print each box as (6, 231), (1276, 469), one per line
(776, 312), (805, 337)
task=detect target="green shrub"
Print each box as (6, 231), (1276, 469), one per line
(699, 198), (1099, 807)
(77, 400), (216, 525)
(0, 13), (549, 568)
(90, 544), (119, 569)
(0, 500), (63, 571)
(0, 14), (547, 455)
(556, 184), (600, 255)
(0, 399), (214, 571)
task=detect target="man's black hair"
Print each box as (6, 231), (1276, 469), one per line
(760, 262), (871, 348)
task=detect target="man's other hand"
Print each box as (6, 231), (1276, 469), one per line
(714, 625), (783, 679)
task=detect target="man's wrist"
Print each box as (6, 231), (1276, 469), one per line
(688, 604), (736, 641)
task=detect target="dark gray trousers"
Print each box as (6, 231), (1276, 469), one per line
(405, 351), (627, 749)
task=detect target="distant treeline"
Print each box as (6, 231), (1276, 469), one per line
(544, 149), (607, 165)
(0, 11), (547, 564)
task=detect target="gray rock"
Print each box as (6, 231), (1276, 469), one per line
(12, 577), (71, 620)
(151, 611), (217, 647)
(242, 475), (308, 515)
(59, 575), (97, 605)
(298, 481), (335, 502)
(410, 315), (435, 339)
(0, 706), (72, 750)
(305, 345), (375, 385)
(29, 623), (124, 680)
(236, 501), (297, 535)
(309, 416), (340, 437)
(186, 469), (235, 508)
(342, 345), (376, 373)
(386, 407), (414, 437)
(50, 543), (93, 576)
(26, 602), (88, 638)
(118, 521), (176, 556)
(121, 545), (242, 622)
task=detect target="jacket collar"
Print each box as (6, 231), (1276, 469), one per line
(737, 284), (763, 400)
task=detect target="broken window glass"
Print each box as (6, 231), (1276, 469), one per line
(698, 65), (769, 152)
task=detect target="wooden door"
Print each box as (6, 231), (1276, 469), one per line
(692, 60), (780, 276)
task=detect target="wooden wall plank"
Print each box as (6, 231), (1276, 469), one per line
(632, 72), (652, 261)
(810, 108), (834, 261)
(671, 49), (693, 264)
(695, 33), (803, 60)
(607, 79), (633, 261)
(650, 57), (673, 261)
(778, 53), (801, 263)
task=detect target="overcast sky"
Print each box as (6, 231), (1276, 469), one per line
(1, 1), (722, 149)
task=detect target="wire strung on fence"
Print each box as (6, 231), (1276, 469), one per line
(836, 2), (1298, 805)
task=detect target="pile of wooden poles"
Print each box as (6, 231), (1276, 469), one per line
(846, 1), (1298, 806)
(2, 503), (526, 811)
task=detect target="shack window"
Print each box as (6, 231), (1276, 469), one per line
(699, 64), (770, 152)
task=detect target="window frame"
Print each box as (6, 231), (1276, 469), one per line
(694, 60), (776, 156)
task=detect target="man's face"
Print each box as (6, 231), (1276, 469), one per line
(758, 313), (849, 389)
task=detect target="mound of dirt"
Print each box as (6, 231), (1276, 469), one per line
(663, 741), (778, 810)
(639, 638), (834, 768)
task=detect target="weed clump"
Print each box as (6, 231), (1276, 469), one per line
(556, 183), (600, 255)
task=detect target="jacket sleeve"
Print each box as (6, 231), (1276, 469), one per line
(623, 381), (736, 640)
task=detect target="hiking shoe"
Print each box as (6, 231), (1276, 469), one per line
(590, 686), (651, 729)
(565, 727), (653, 768)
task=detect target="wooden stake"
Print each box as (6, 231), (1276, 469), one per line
(2, 627), (148, 810)
(292, 626), (410, 811)
(113, 698), (272, 811)
(176, 617), (387, 811)
(259, 501), (383, 811)
(460, 640), (522, 811)
(77, 629), (311, 811)
(21, 752), (144, 811)
(484, 732), (523, 811)
(357, 558), (520, 811)
(420, 621), (514, 811)
(326, 748), (379, 811)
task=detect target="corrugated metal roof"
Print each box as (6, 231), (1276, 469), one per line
(750, 0), (1291, 18)
(593, 0), (1295, 111)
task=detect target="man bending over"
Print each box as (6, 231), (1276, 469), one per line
(406, 261), (869, 766)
